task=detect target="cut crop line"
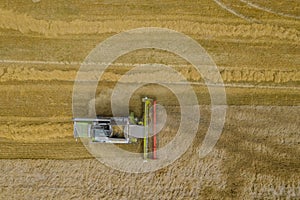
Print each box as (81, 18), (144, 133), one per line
(0, 59), (299, 90)
(224, 83), (299, 90)
(0, 116), (71, 123)
(0, 59), (81, 66)
(1, 59), (298, 72)
(166, 82), (300, 90)
(213, 0), (258, 22)
(239, 0), (300, 20)
(82, 81), (299, 90)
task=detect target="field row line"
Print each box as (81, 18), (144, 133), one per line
(0, 105), (299, 122)
(1, 59), (298, 72)
(193, 82), (300, 90)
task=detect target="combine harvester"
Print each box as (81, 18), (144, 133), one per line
(73, 97), (158, 160)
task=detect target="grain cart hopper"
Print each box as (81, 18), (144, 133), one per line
(73, 97), (158, 159)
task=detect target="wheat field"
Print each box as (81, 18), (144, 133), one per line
(0, 0), (299, 199)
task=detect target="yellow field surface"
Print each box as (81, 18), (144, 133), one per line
(0, 0), (299, 199)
